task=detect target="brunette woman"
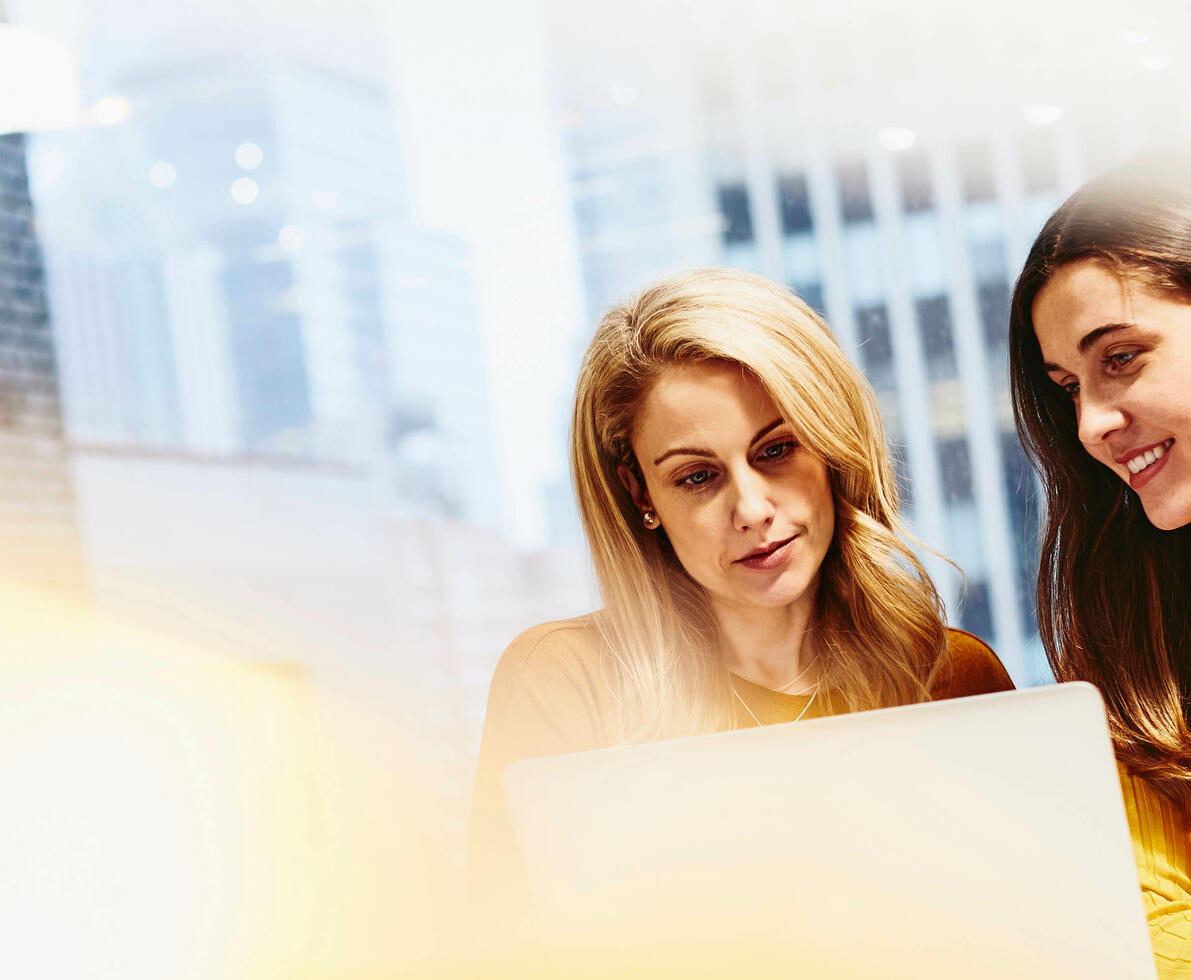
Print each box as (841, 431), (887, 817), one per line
(1010, 157), (1191, 978)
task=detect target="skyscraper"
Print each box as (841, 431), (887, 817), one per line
(547, 3), (1191, 681)
(0, 131), (85, 592)
(34, 42), (503, 527)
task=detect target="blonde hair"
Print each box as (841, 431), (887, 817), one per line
(571, 267), (949, 741)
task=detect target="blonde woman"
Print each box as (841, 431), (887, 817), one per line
(470, 268), (1012, 930)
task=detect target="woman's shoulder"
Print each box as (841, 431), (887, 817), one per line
(929, 628), (1016, 701)
(484, 614), (614, 731)
(477, 614), (614, 785)
(494, 614), (605, 682)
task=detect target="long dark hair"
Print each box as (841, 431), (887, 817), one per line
(1009, 157), (1191, 808)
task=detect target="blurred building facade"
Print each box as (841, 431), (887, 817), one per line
(544, 7), (1191, 682)
(0, 132), (85, 591)
(33, 45), (502, 527)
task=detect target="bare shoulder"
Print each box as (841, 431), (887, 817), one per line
(930, 628), (1016, 701)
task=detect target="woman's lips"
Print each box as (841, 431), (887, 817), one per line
(735, 535), (796, 570)
(1128, 440), (1173, 491)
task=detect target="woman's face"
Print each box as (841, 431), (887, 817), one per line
(625, 361), (835, 620)
(1033, 258), (1191, 530)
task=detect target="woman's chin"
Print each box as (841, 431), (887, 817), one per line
(1138, 493), (1191, 531)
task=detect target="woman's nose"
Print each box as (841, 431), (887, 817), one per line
(732, 471), (776, 531)
(1077, 386), (1129, 449)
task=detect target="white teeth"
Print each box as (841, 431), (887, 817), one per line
(1126, 440), (1172, 475)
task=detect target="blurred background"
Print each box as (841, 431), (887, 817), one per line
(2, 0), (1190, 974)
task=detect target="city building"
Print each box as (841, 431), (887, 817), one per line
(547, 3), (1191, 682)
(0, 131), (85, 592)
(33, 42), (503, 527)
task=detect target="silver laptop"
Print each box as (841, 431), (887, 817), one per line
(504, 683), (1156, 979)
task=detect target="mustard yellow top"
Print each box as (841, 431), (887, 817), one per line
(1119, 766), (1191, 978)
(468, 618), (1012, 940)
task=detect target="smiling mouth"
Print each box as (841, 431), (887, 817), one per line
(1123, 438), (1173, 475)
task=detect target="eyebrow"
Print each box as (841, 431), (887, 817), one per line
(652, 418), (785, 466)
(1042, 323), (1135, 372)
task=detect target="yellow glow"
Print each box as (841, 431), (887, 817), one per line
(0, 583), (455, 978)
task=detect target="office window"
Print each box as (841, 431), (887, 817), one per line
(836, 161), (873, 223)
(855, 303), (895, 391)
(959, 579), (994, 640)
(717, 182), (754, 244)
(959, 140), (997, 202)
(795, 281), (825, 317)
(978, 281), (1011, 353)
(1001, 431), (1041, 637)
(968, 236), (1008, 284)
(897, 151), (934, 212)
(1020, 131), (1058, 194)
(916, 294), (957, 381)
(938, 437), (974, 503)
(777, 173), (813, 235)
(892, 443), (913, 510)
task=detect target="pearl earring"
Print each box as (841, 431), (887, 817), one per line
(642, 511), (659, 529)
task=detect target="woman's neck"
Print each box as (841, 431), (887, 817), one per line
(712, 596), (820, 692)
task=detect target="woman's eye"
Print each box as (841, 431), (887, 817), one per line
(1106, 351), (1138, 369)
(758, 440), (797, 461)
(678, 469), (713, 487)
(1062, 380), (1080, 398)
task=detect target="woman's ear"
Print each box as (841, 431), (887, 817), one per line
(617, 463), (660, 529)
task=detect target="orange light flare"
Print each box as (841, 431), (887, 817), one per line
(0, 580), (460, 979)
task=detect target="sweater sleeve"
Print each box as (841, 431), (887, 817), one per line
(929, 628), (1015, 700)
(1119, 768), (1191, 979)
(467, 620), (610, 943)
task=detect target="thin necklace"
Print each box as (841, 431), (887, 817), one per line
(732, 681), (819, 728)
(775, 651), (819, 694)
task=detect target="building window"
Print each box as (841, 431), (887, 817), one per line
(777, 173), (813, 235)
(977, 281), (1011, 353)
(855, 303), (895, 391)
(959, 579), (994, 641)
(968, 236), (1007, 284)
(897, 151), (934, 212)
(795, 282), (825, 317)
(1020, 131), (1058, 194)
(938, 436), (974, 503)
(836, 161), (873, 223)
(717, 183), (754, 244)
(892, 443), (913, 510)
(916, 294), (957, 380)
(959, 140), (997, 202)
(1000, 431), (1041, 637)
